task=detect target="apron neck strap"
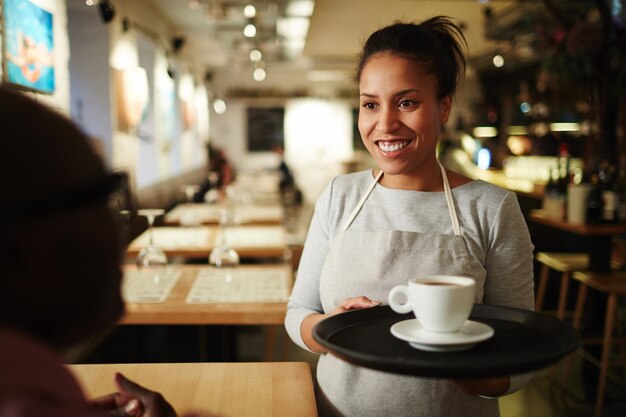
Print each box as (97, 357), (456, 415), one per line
(341, 165), (461, 235)
(341, 170), (383, 231)
(439, 162), (461, 235)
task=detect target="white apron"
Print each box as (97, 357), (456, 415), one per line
(316, 164), (499, 417)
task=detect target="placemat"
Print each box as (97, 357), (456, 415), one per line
(186, 267), (290, 303)
(122, 268), (182, 303)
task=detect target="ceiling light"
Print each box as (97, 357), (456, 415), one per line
(253, 68), (266, 81)
(492, 54), (504, 68)
(244, 24), (256, 38)
(244, 5), (256, 18)
(507, 126), (528, 135)
(550, 122), (580, 132)
(520, 102), (531, 113)
(85, 0), (95, 5)
(249, 49), (262, 61)
(477, 148), (491, 170)
(286, 0), (315, 17)
(213, 99), (227, 115)
(277, 17), (310, 39)
(473, 127), (498, 138)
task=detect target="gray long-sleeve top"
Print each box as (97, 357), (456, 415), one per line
(284, 170), (535, 415)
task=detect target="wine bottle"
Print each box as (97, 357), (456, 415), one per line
(600, 163), (619, 223)
(586, 173), (604, 224)
(617, 165), (626, 223)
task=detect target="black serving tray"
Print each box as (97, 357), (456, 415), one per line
(313, 304), (580, 377)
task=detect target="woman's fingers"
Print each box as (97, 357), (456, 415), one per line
(332, 296), (381, 315)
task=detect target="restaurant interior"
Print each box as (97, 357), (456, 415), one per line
(2, 0), (626, 416)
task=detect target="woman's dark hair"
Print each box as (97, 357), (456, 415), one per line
(355, 16), (467, 99)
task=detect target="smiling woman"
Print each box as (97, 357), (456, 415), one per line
(284, 16), (535, 417)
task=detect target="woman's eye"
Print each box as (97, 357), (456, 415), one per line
(361, 102), (377, 110)
(399, 100), (416, 108)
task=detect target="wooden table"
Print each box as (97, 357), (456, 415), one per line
(126, 225), (287, 260)
(164, 203), (284, 226)
(69, 362), (318, 417)
(120, 264), (292, 325)
(529, 209), (626, 271)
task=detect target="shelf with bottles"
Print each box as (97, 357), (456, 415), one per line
(585, 161), (626, 225)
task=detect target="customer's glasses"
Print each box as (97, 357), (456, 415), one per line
(3, 171), (132, 222)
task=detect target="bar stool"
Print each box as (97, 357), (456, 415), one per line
(535, 252), (589, 319)
(567, 271), (626, 417)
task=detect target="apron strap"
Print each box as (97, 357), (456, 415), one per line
(439, 162), (461, 235)
(341, 170), (383, 232)
(342, 165), (461, 235)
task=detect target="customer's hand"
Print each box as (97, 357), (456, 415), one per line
(90, 372), (177, 417)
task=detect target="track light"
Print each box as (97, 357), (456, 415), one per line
(98, 0), (116, 23)
(171, 36), (186, 53)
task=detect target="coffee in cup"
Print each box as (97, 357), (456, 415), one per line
(388, 275), (476, 333)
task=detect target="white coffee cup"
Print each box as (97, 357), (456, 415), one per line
(388, 275), (476, 333)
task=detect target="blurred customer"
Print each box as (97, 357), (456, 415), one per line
(272, 144), (302, 206)
(0, 86), (214, 417)
(193, 144), (234, 203)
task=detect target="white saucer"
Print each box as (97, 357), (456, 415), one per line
(390, 319), (494, 352)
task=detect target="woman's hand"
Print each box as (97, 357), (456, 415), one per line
(301, 296), (381, 353)
(90, 372), (177, 417)
(330, 296), (381, 315)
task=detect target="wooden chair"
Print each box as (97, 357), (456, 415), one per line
(535, 252), (590, 319)
(565, 271), (626, 417)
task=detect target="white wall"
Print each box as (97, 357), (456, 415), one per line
(284, 99), (353, 202)
(68, 6), (112, 162)
(66, 0), (209, 190)
(210, 96), (354, 204)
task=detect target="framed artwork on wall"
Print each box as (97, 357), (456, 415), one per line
(247, 107), (284, 152)
(2, 0), (56, 94)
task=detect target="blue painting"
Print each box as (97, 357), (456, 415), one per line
(3, 0), (55, 94)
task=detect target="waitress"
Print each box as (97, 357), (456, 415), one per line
(284, 17), (534, 417)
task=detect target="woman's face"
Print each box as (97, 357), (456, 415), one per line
(358, 53), (451, 180)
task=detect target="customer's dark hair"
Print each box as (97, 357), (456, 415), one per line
(355, 16), (467, 99)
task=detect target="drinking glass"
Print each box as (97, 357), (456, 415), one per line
(204, 171), (221, 204)
(136, 208), (168, 269)
(208, 207), (240, 267)
(182, 184), (200, 204)
(180, 185), (201, 226)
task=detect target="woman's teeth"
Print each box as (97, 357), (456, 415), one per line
(378, 140), (409, 152)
